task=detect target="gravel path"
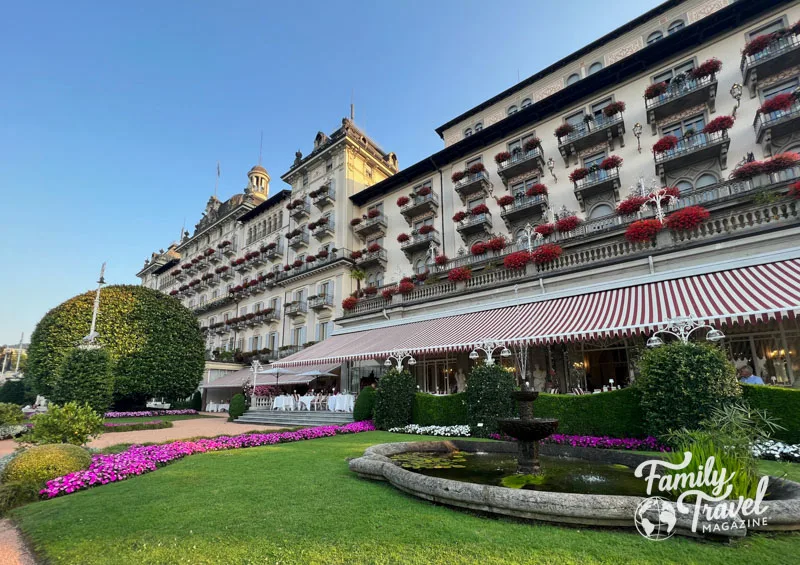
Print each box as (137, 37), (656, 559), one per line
(0, 520), (36, 565)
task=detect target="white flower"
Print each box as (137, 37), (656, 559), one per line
(388, 424), (471, 437)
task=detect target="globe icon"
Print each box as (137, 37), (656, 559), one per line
(634, 497), (677, 540)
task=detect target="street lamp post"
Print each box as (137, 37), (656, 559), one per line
(469, 340), (512, 365)
(384, 349), (417, 370)
(646, 316), (725, 348)
(81, 263), (106, 349)
(630, 176), (678, 223)
(519, 222), (543, 254)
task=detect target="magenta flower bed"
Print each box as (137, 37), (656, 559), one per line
(103, 420), (163, 428)
(488, 433), (669, 452)
(41, 421), (375, 498)
(103, 409), (198, 418)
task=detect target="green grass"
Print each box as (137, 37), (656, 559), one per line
(11, 431), (800, 565)
(102, 414), (216, 424)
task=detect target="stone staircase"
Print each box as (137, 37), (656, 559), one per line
(235, 409), (353, 427)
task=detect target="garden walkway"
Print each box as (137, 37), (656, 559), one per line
(0, 519), (35, 565)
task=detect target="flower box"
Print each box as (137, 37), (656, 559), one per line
(396, 196), (410, 207)
(494, 151), (511, 165)
(497, 195), (515, 207)
(451, 171), (465, 183)
(555, 215), (581, 232)
(526, 183), (548, 196)
(534, 223), (554, 236)
(470, 242), (488, 255)
(447, 267), (472, 282)
(342, 297), (358, 310)
(531, 244), (562, 265)
(602, 101), (626, 117)
(452, 211), (466, 222)
(599, 155), (623, 170)
(435, 255), (448, 265)
(644, 82), (668, 99)
(418, 225), (435, 235)
(652, 135), (679, 154)
(758, 93), (797, 114)
(398, 281), (415, 294)
(568, 168), (589, 183)
(701, 115), (734, 134)
(690, 58), (722, 79)
(625, 219), (662, 243)
(503, 251), (530, 270)
(616, 196), (647, 216)
(470, 203), (490, 215)
(665, 206), (710, 231)
(554, 123), (575, 139)
(397, 233), (410, 243)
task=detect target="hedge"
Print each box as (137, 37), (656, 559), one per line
(412, 393), (467, 426)
(374, 369), (416, 429)
(353, 387), (376, 422)
(533, 388), (645, 438)
(742, 384), (800, 444)
(51, 347), (114, 413)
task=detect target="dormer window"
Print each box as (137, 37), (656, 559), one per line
(647, 31), (663, 44)
(464, 127), (473, 137)
(521, 98), (532, 109)
(474, 122), (483, 132)
(507, 105), (518, 116)
(668, 20), (685, 35)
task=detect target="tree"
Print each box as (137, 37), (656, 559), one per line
(374, 369), (416, 429)
(349, 268), (366, 294)
(51, 348), (114, 413)
(27, 285), (204, 408)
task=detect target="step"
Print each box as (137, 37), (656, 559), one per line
(235, 409), (353, 427)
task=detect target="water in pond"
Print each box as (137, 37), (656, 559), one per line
(394, 451), (649, 497)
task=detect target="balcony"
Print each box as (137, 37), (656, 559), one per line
(741, 33), (800, 96)
(274, 248), (353, 284)
(557, 114), (625, 166)
(220, 269), (234, 281)
(352, 214), (387, 239)
(262, 243), (284, 261)
(456, 211), (493, 237)
(233, 261), (251, 274)
(208, 275), (220, 288)
(220, 245), (236, 259)
(354, 248), (387, 269)
(260, 310), (280, 324)
(400, 193), (439, 224)
(308, 294), (334, 310)
(496, 147), (546, 184)
(453, 171), (491, 203)
(400, 231), (440, 255)
(175, 271), (187, 282)
(654, 131), (730, 183)
(288, 232), (309, 250)
(312, 185), (335, 209)
(754, 100), (800, 152)
(285, 301), (308, 318)
(573, 169), (621, 211)
(499, 194), (549, 226)
(645, 74), (717, 134)
(208, 253), (221, 264)
(249, 254), (266, 267)
(312, 220), (335, 241)
(289, 201), (311, 221)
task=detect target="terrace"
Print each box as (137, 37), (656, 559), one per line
(654, 130), (730, 183)
(645, 74), (717, 134)
(557, 113), (625, 166)
(453, 170), (491, 203)
(741, 32), (800, 95)
(399, 192), (439, 224)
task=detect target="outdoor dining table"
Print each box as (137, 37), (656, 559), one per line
(206, 402), (229, 412)
(327, 394), (354, 412)
(272, 396), (295, 411)
(298, 395), (316, 411)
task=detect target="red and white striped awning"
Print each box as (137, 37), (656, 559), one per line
(273, 259), (800, 367)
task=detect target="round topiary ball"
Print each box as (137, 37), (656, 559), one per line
(27, 285), (204, 406)
(2, 444), (92, 488)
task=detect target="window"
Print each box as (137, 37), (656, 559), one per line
(583, 151), (607, 169)
(465, 156), (483, 173)
(695, 173), (717, 188)
(521, 98), (532, 109)
(294, 288), (306, 303)
(589, 204), (614, 219)
(566, 73), (580, 86)
(292, 326), (306, 346)
(762, 79), (799, 101)
(507, 105), (518, 116)
(510, 177), (542, 198)
(646, 31), (663, 44)
(588, 62), (603, 75)
(326, 159), (333, 172)
(254, 302), (263, 312)
(667, 20), (684, 35)
(467, 197), (485, 211)
(591, 98), (612, 119)
(464, 127), (472, 137)
(748, 20), (784, 40)
(662, 114), (705, 138)
(268, 332), (279, 351)
(474, 122), (483, 132)
(676, 180), (693, 193)
(316, 320), (333, 341)
(565, 110), (585, 127)
(365, 165), (373, 179)
(652, 60), (695, 85)
(413, 217), (434, 231)
(414, 259), (426, 274)
(507, 132), (537, 155)
(302, 172), (308, 187)
(318, 280), (332, 297)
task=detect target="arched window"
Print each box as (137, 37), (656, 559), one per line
(668, 20), (685, 35)
(646, 31), (663, 44)
(464, 127), (472, 137)
(696, 174), (717, 188)
(521, 98), (532, 109)
(415, 259), (426, 274)
(474, 122), (483, 132)
(589, 203), (614, 218)
(567, 73), (580, 85)
(515, 229), (529, 246)
(588, 62), (603, 75)
(507, 105), (518, 116)
(676, 180), (693, 193)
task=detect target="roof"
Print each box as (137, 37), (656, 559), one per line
(249, 165), (267, 174)
(351, 0), (785, 206)
(237, 189), (292, 223)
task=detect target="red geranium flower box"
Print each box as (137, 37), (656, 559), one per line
(602, 101), (626, 117)
(470, 203), (490, 215)
(451, 171), (465, 183)
(497, 195), (515, 207)
(522, 138), (541, 152)
(397, 233), (410, 243)
(763, 152), (800, 173)
(396, 196), (410, 207)
(503, 251), (530, 270)
(600, 155), (623, 170)
(665, 206), (710, 231)
(447, 267), (472, 282)
(350, 218), (362, 226)
(418, 225), (435, 235)
(364, 286), (378, 296)
(470, 242), (488, 255)
(690, 58), (722, 79)
(531, 244), (563, 265)
(526, 183), (548, 196)
(555, 215), (582, 232)
(494, 151), (511, 165)
(468, 163), (486, 175)
(417, 186), (432, 196)
(398, 281), (415, 294)
(317, 249), (329, 258)
(625, 219), (663, 243)
(452, 211), (467, 222)
(367, 243), (382, 253)
(702, 115), (734, 134)
(367, 209), (381, 219)
(350, 250), (363, 260)
(382, 287), (397, 300)
(554, 123), (574, 139)
(569, 168), (589, 183)
(789, 181), (800, 199)
(487, 237), (506, 252)
(306, 255), (316, 263)
(435, 255), (448, 265)
(616, 195), (647, 216)
(342, 297), (358, 310)
(759, 93), (797, 114)
(644, 82), (668, 99)
(743, 34), (775, 57)
(534, 223), (554, 236)
(283, 265), (292, 272)
(652, 135), (679, 154)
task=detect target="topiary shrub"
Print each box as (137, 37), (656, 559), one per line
(51, 347), (114, 413)
(741, 384), (800, 444)
(465, 363), (516, 437)
(636, 342), (740, 439)
(2, 444), (92, 489)
(412, 393), (468, 426)
(0, 379), (34, 406)
(228, 394), (246, 421)
(353, 387), (377, 422)
(534, 388), (644, 437)
(190, 391), (202, 412)
(26, 402), (104, 446)
(0, 403), (24, 425)
(27, 285), (204, 407)
(0, 481), (40, 516)
(374, 369), (416, 430)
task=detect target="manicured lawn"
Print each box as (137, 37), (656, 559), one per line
(102, 414), (216, 424)
(12, 431), (800, 565)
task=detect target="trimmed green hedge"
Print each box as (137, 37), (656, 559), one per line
(353, 387), (376, 422)
(412, 393), (467, 426)
(534, 388), (645, 438)
(742, 384), (800, 444)
(374, 369), (416, 430)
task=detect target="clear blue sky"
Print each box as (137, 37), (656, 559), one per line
(0, 0), (662, 344)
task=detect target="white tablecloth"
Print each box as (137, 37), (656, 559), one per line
(206, 402), (230, 412)
(273, 396), (296, 411)
(327, 394), (354, 412)
(298, 395), (316, 410)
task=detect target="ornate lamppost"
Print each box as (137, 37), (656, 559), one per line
(546, 157), (558, 182)
(80, 263), (106, 350)
(384, 349), (417, 370)
(469, 340), (512, 365)
(519, 222), (544, 254)
(633, 122), (643, 153)
(630, 176), (679, 223)
(646, 316), (726, 348)
(730, 83), (743, 118)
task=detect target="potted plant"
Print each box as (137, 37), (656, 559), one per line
(644, 82), (668, 99)
(554, 123), (574, 139)
(494, 151), (511, 165)
(602, 101), (626, 117)
(652, 135), (679, 154)
(555, 215), (582, 232)
(531, 244), (563, 265)
(690, 58), (722, 79)
(470, 203), (490, 215)
(599, 155), (623, 170)
(350, 218), (362, 226)
(522, 137), (541, 152)
(435, 255), (448, 266)
(342, 296), (358, 310)
(526, 183), (548, 197)
(452, 211), (466, 222)
(417, 185), (432, 197)
(396, 195), (410, 207)
(367, 209), (381, 219)
(534, 223), (555, 237)
(497, 195), (515, 207)
(468, 163), (486, 175)
(470, 242), (488, 256)
(665, 206), (710, 231)
(418, 225), (435, 235)
(758, 93), (797, 114)
(447, 266), (472, 283)
(616, 195), (647, 216)
(451, 170), (466, 183)
(702, 115), (735, 134)
(397, 233), (410, 243)
(625, 219), (663, 243)
(568, 167), (589, 183)
(367, 243), (382, 253)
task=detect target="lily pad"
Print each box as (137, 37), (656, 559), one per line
(500, 474), (548, 489)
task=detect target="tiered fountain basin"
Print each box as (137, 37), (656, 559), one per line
(349, 440), (800, 539)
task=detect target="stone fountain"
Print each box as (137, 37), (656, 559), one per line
(497, 387), (559, 475)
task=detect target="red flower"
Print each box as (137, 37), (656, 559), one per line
(644, 82), (668, 99)
(435, 255), (448, 265)
(417, 186), (432, 196)
(283, 265), (292, 272)
(625, 219), (663, 243)
(364, 286), (378, 296)
(526, 183), (548, 197)
(169, 289), (179, 296)
(665, 206), (710, 231)
(400, 277), (413, 284)
(170, 269), (181, 277)
(452, 211), (467, 222)
(265, 272), (275, 279)
(497, 195), (515, 207)
(205, 248), (215, 256)
(789, 181), (800, 199)
(397, 233), (410, 243)
(293, 259), (303, 268)
(602, 101), (626, 117)
(522, 137), (541, 152)
(759, 93), (797, 114)
(418, 225), (435, 235)
(342, 297), (358, 310)
(732, 161), (764, 180)
(367, 243), (382, 253)
(317, 249), (329, 258)
(447, 267), (472, 282)
(743, 34), (775, 57)
(702, 115), (734, 134)
(599, 155), (623, 170)
(307, 222), (317, 230)
(468, 163), (486, 175)
(569, 168), (589, 183)
(690, 58), (722, 79)
(531, 244), (562, 265)
(367, 209), (381, 219)
(382, 287), (397, 300)
(652, 135), (679, 154)
(398, 281), (415, 294)
(534, 223), (554, 236)
(487, 236), (506, 252)
(616, 195), (647, 216)
(306, 255), (316, 263)
(470, 242), (488, 255)
(555, 123), (574, 139)
(503, 251), (530, 270)
(647, 186), (681, 207)
(451, 170), (465, 183)
(350, 218), (362, 226)
(762, 152), (800, 173)
(494, 151), (511, 164)
(555, 215), (582, 232)
(350, 250), (363, 260)
(396, 196), (410, 207)
(470, 203), (490, 215)
(416, 270), (428, 282)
